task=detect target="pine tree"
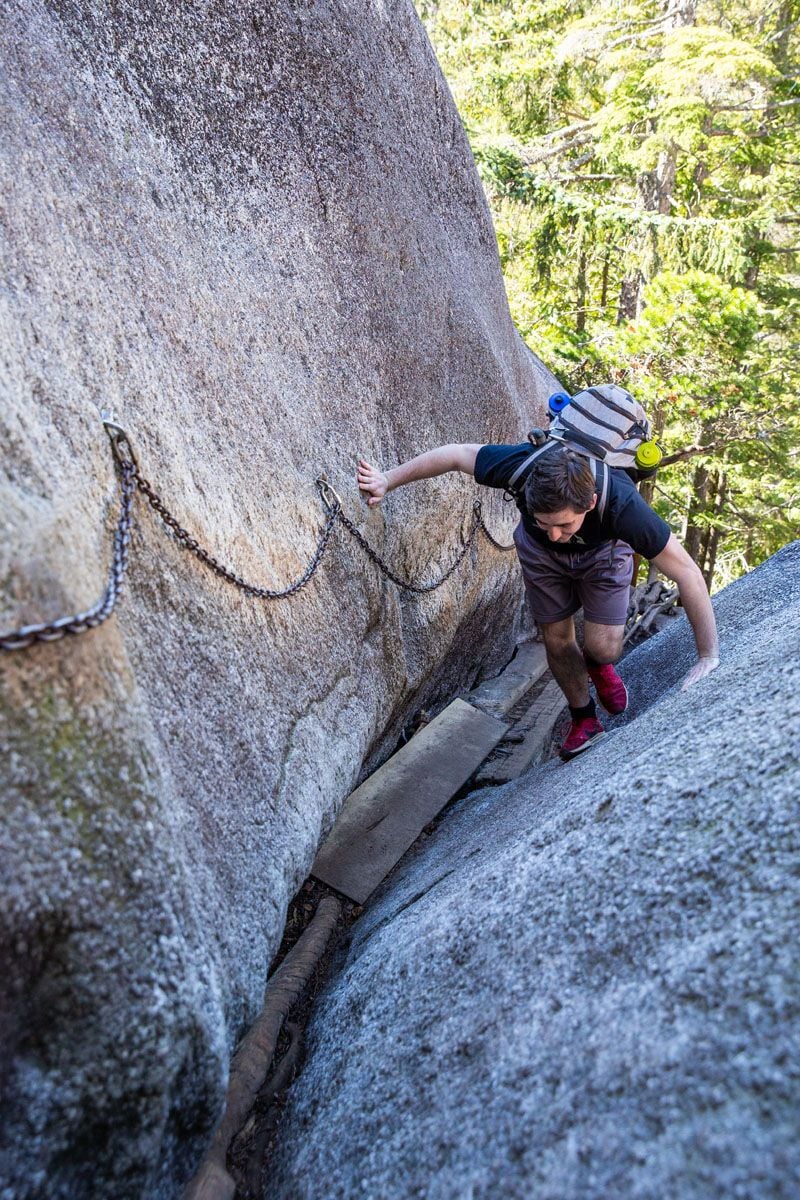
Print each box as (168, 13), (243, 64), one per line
(419, 0), (800, 587)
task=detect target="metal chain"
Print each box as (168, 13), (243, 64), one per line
(0, 458), (136, 651)
(1, 425), (515, 651)
(331, 498), (514, 594)
(335, 508), (481, 594)
(473, 502), (516, 553)
(133, 471), (340, 600)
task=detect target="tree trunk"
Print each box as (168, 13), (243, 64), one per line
(744, 255), (761, 289)
(638, 476), (656, 507)
(617, 140), (678, 319)
(576, 250), (588, 334)
(631, 475), (659, 585)
(703, 472), (727, 589)
(617, 268), (644, 323)
(771, 0), (796, 73)
(616, 0), (696, 319)
(697, 469), (719, 575)
(684, 460), (710, 563)
(600, 250), (610, 310)
(662, 0), (697, 27)
(638, 146), (678, 215)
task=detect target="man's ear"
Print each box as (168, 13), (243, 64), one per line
(587, 493), (598, 512)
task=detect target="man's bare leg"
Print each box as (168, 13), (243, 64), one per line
(583, 621), (628, 715)
(540, 617), (591, 707)
(583, 621), (625, 665)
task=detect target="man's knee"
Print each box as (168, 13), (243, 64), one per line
(584, 625), (624, 664)
(541, 618), (577, 654)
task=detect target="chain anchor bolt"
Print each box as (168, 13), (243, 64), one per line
(102, 411), (138, 468)
(316, 475), (343, 514)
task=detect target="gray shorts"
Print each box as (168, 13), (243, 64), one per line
(513, 522), (634, 627)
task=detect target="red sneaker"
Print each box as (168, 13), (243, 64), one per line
(586, 661), (628, 715)
(559, 715), (604, 760)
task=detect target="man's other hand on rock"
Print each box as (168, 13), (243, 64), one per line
(680, 654), (720, 691)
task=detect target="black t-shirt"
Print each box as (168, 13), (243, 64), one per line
(474, 442), (672, 559)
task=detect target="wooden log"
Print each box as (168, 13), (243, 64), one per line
(182, 897), (341, 1200)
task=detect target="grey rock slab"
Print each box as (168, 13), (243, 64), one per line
(0, 2), (559, 1196)
(268, 543), (800, 1200)
(311, 699), (509, 903)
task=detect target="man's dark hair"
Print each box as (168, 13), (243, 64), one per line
(524, 445), (597, 514)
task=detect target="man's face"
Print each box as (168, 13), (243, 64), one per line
(532, 495), (597, 543)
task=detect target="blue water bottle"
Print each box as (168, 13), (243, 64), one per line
(548, 391), (571, 418)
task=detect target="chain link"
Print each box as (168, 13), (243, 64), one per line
(332, 499), (514, 594)
(0, 459), (136, 651)
(133, 471), (340, 600)
(1, 436), (515, 651)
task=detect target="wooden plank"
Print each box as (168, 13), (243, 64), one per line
(311, 699), (508, 903)
(475, 680), (566, 784)
(466, 641), (548, 718)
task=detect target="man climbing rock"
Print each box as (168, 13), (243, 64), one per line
(356, 418), (719, 760)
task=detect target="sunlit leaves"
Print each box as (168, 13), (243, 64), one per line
(416, 0), (800, 584)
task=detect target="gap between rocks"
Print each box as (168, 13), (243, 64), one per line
(213, 641), (560, 1199)
(191, 607), (666, 1199)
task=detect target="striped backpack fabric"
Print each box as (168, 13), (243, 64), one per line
(550, 384), (652, 468)
(505, 384), (653, 519)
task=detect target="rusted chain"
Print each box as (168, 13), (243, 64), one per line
(0, 423), (516, 652)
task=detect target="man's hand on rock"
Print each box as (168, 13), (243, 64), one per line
(357, 458), (389, 506)
(680, 655), (720, 691)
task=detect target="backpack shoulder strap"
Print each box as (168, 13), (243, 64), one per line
(505, 440), (556, 498)
(504, 437), (613, 517)
(592, 458), (610, 521)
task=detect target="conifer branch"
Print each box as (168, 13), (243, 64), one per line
(660, 434), (782, 467)
(521, 133), (596, 165)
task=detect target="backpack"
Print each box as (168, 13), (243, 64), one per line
(504, 384), (654, 520)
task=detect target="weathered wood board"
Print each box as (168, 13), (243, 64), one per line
(311, 699), (508, 903)
(475, 679), (566, 784)
(466, 640), (548, 718)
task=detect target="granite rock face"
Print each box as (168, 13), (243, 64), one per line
(269, 543), (800, 1200)
(0, 3), (554, 1196)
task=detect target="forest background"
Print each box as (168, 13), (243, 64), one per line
(417, 0), (800, 589)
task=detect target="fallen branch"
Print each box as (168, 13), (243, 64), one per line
(182, 896), (341, 1200)
(624, 581), (680, 646)
(241, 1021), (304, 1196)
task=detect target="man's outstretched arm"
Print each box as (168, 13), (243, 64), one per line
(357, 444), (482, 507)
(650, 533), (720, 691)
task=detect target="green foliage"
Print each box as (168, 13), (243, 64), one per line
(418, 0), (800, 589)
(619, 270), (761, 389)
